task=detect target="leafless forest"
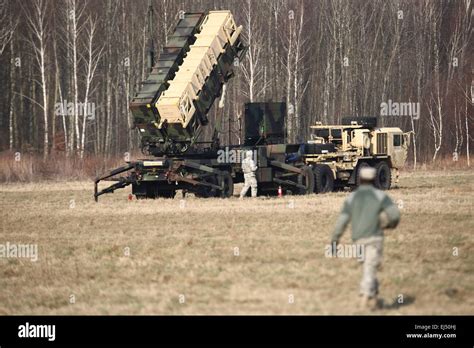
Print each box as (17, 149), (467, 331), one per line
(0, 0), (472, 167)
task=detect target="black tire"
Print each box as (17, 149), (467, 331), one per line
(313, 164), (334, 193)
(374, 161), (391, 190)
(217, 172), (234, 198)
(297, 166), (315, 195)
(256, 183), (278, 197)
(355, 161), (370, 187)
(195, 175), (218, 198)
(333, 179), (346, 192)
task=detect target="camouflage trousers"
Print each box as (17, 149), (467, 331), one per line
(356, 236), (384, 297)
(240, 173), (257, 198)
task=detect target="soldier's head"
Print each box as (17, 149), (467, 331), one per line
(359, 167), (376, 185)
(245, 150), (253, 159)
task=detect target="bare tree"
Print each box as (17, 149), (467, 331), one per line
(9, 33), (16, 150)
(426, 3), (443, 162)
(23, 0), (50, 160)
(79, 16), (104, 158)
(0, 0), (16, 56)
(240, 0), (268, 102)
(2, 0), (16, 152)
(292, 1), (310, 141)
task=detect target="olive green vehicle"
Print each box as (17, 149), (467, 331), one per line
(302, 117), (411, 192)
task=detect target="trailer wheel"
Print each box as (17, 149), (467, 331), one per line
(313, 164), (334, 193)
(195, 175), (218, 198)
(374, 161), (391, 190)
(217, 172), (234, 198)
(297, 166), (315, 195)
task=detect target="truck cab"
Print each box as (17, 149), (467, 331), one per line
(304, 118), (410, 191)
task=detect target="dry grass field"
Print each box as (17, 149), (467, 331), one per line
(0, 169), (473, 315)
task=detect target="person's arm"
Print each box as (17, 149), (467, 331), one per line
(251, 159), (258, 171)
(331, 199), (351, 243)
(379, 195), (400, 229)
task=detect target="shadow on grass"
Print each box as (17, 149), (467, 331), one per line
(380, 294), (416, 310)
(403, 185), (437, 189)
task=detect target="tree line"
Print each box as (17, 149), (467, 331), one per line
(0, 0), (472, 167)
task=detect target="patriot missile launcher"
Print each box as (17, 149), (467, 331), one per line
(94, 8), (409, 201)
(130, 10), (245, 156)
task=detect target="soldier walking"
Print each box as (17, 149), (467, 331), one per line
(331, 166), (400, 310)
(240, 150), (258, 198)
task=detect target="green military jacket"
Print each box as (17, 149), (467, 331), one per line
(332, 184), (400, 242)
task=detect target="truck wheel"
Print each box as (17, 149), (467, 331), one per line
(333, 179), (346, 192)
(355, 162), (370, 186)
(313, 164), (334, 193)
(374, 161), (391, 190)
(297, 166), (315, 195)
(217, 172), (234, 198)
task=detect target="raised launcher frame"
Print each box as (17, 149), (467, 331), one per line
(129, 13), (205, 147)
(130, 11), (246, 156)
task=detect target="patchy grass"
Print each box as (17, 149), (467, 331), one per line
(0, 169), (473, 314)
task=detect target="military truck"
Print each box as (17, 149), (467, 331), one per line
(302, 117), (410, 192)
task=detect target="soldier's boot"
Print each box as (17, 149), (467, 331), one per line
(251, 187), (257, 198)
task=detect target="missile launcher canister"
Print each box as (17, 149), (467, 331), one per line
(130, 10), (245, 155)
